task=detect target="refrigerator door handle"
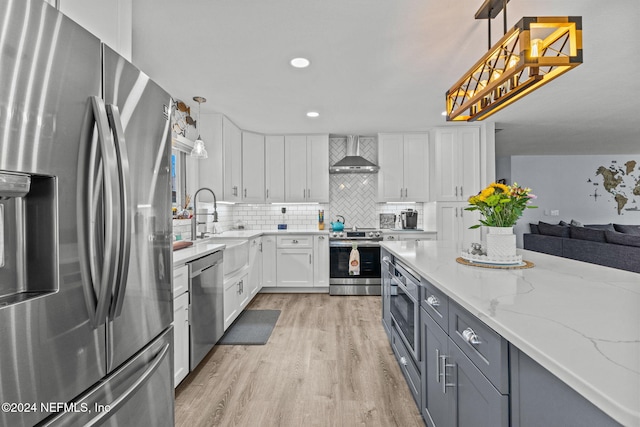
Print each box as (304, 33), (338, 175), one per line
(84, 342), (170, 426)
(79, 97), (121, 327)
(106, 104), (132, 319)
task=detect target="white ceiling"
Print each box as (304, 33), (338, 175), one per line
(132, 0), (640, 157)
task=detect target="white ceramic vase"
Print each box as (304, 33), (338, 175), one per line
(486, 226), (517, 259)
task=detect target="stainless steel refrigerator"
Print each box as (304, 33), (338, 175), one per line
(0, 1), (174, 425)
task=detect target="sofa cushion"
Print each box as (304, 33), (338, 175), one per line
(570, 225), (606, 243)
(529, 223), (539, 234)
(584, 223), (615, 231)
(605, 230), (640, 247)
(538, 222), (570, 238)
(613, 224), (640, 235)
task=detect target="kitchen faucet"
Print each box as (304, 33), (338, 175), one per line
(191, 187), (219, 240)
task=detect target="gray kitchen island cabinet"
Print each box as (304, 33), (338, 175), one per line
(381, 240), (637, 427)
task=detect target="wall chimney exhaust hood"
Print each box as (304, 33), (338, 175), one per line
(329, 135), (379, 174)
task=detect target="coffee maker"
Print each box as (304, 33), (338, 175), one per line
(401, 209), (418, 229)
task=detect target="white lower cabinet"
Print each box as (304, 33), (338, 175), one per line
(172, 264), (190, 388)
(248, 237), (263, 297)
(313, 235), (329, 287)
(224, 270), (249, 330)
(276, 248), (313, 287)
(173, 292), (189, 387)
(262, 235), (277, 287)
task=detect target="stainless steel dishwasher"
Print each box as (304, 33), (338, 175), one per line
(188, 250), (224, 370)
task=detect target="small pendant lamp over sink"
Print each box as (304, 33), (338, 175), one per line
(190, 96), (208, 159)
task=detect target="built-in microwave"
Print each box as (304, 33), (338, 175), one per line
(390, 260), (420, 362)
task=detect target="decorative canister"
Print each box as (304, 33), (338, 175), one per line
(485, 226), (517, 259)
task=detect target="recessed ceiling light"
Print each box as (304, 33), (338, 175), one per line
(290, 57), (310, 68)
(306, 111), (319, 118)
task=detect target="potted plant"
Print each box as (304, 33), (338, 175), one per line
(465, 182), (537, 258)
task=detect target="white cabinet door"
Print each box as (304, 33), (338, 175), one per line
(284, 135), (307, 202)
(248, 238), (263, 297)
(242, 131), (265, 203)
(403, 133), (430, 202)
(276, 248), (313, 287)
(378, 134), (405, 202)
(313, 235), (329, 287)
(307, 135), (329, 202)
(459, 127), (481, 200)
(173, 292), (189, 387)
(378, 133), (429, 202)
(223, 116), (242, 202)
(262, 235), (277, 287)
(173, 264), (188, 297)
(238, 273), (250, 309)
(265, 136), (285, 202)
(437, 203), (481, 246)
(434, 127), (480, 201)
(223, 277), (240, 330)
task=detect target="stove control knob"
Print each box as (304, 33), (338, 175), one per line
(375, 232), (381, 237)
(339, 232), (344, 237)
(368, 232), (374, 237)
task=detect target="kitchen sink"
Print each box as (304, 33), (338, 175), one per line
(214, 239), (249, 277)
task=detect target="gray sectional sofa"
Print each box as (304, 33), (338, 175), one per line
(523, 222), (640, 274)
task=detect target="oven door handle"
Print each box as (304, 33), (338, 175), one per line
(391, 275), (417, 304)
(329, 241), (381, 247)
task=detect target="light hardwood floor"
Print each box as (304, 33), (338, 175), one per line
(175, 293), (425, 427)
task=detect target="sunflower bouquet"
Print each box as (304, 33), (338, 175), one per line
(465, 182), (537, 229)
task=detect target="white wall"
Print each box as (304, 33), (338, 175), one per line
(511, 155), (640, 246)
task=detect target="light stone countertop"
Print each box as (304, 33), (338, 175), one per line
(172, 242), (226, 267)
(380, 240), (640, 427)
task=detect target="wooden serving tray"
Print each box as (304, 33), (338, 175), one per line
(456, 257), (534, 269)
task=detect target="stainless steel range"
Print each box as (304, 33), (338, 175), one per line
(329, 228), (382, 295)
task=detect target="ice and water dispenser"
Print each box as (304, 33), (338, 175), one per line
(0, 171), (57, 306)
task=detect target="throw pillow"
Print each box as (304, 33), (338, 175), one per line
(559, 220), (568, 226)
(605, 230), (640, 247)
(529, 223), (539, 234)
(613, 224), (640, 236)
(570, 219), (584, 227)
(570, 225), (606, 243)
(584, 223), (615, 231)
(538, 222), (570, 238)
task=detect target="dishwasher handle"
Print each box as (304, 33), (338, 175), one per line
(188, 251), (223, 277)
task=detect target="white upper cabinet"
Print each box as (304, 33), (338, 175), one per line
(58, 0), (132, 60)
(378, 133), (430, 202)
(437, 202), (481, 245)
(434, 127), (481, 202)
(265, 136), (285, 203)
(242, 131), (265, 203)
(284, 135), (329, 203)
(223, 116), (243, 202)
(306, 135), (330, 203)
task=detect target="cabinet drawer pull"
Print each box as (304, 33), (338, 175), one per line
(460, 186), (463, 197)
(244, 188), (247, 198)
(426, 295), (440, 307)
(455, 186), (458, 197)
(309, 254), (312, 264)
(462, 327), (481, 345)
(436, 349), (441, 382)
(292, 239), (298, 244)
(400, 356), (408, 366)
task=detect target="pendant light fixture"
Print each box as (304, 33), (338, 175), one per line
(445, 1), (582, 122)
(190, 96), (208, 158)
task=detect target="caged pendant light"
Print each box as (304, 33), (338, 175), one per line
(190, 96), (208, 158)
(445, 1), (583, 122)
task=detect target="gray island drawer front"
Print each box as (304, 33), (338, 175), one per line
(391, 327), (421, 406)
(448, 301), (509, 394)
(421, 279), (449, 332)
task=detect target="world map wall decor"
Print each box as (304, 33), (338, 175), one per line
(588, 160), (640, 215)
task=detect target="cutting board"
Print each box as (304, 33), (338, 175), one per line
(173, 241), (194, 251)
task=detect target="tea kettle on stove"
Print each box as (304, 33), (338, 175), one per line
(401, 209), (418, 229)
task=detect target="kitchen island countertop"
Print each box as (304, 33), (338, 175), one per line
(380, 240), (640, 427)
